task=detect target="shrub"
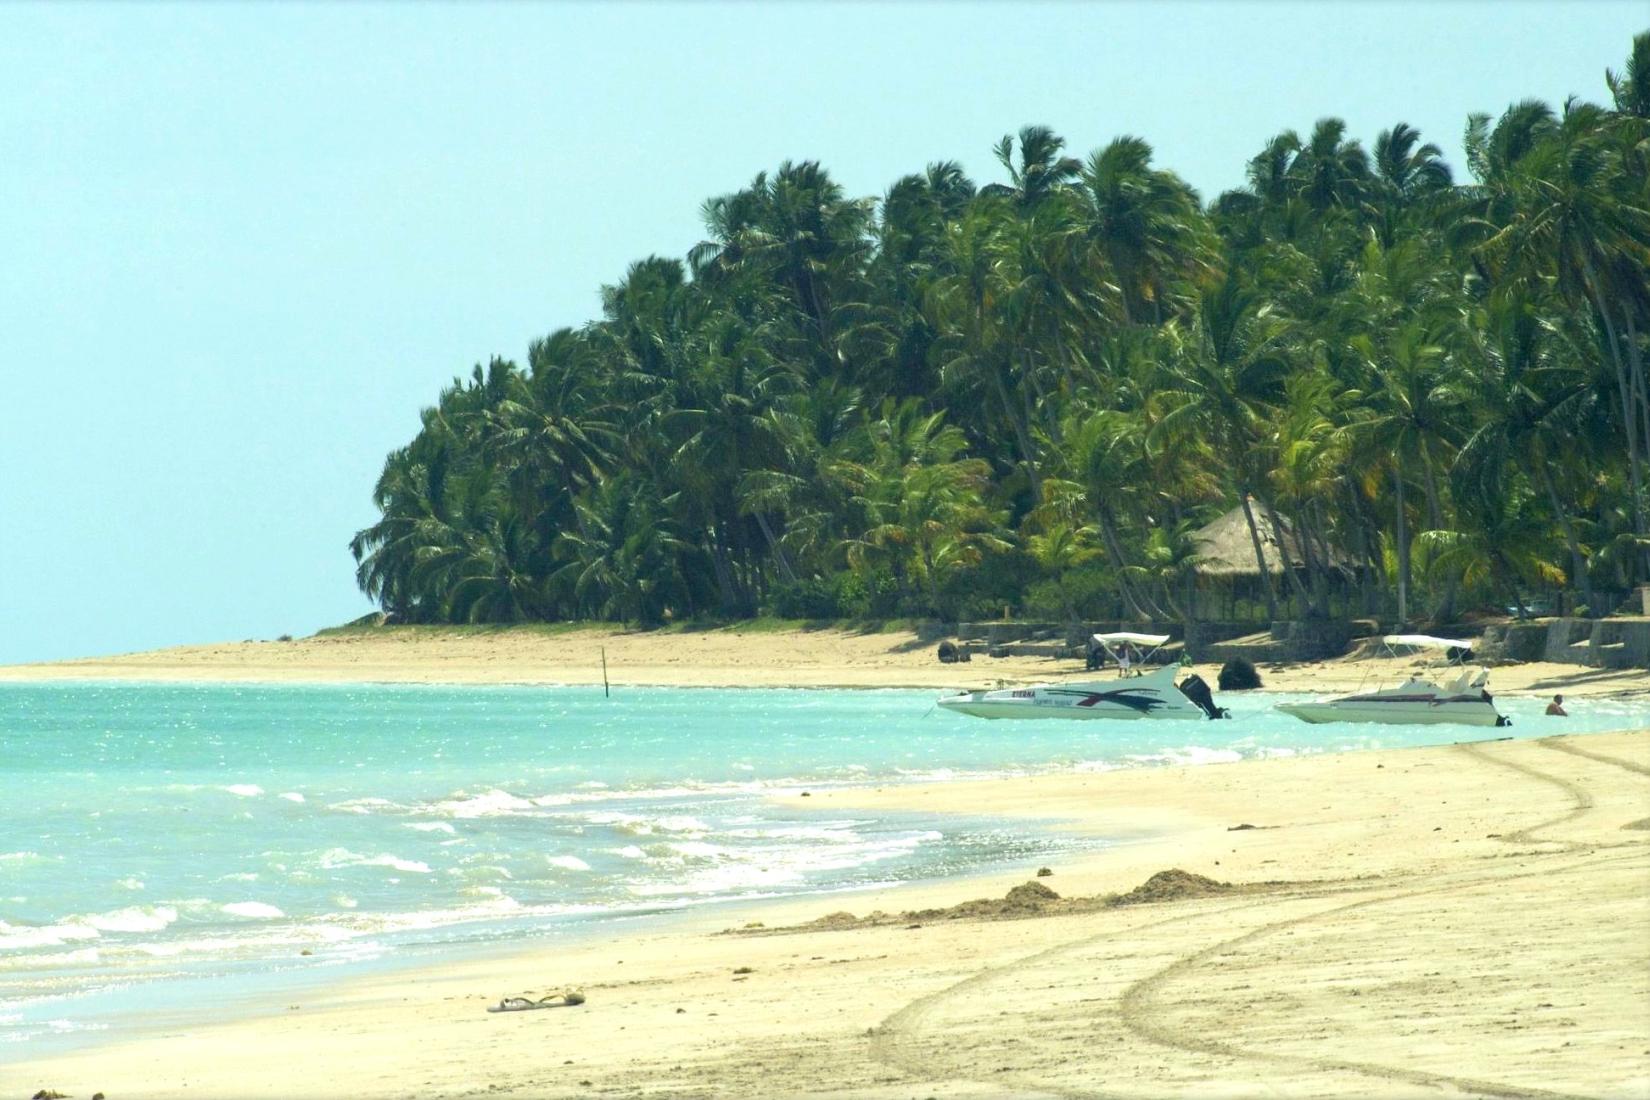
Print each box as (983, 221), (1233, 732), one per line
(768, 577), (840, 619)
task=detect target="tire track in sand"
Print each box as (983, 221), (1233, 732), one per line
(1112, 737), (1636, 1099)
(1537, 734), (1650, 778)
(1112, 862), (1630, 1100)
(868, 898), (1290, 1099)
(872, 735), (1641, 1098)
(1453, 740), (1594, 851)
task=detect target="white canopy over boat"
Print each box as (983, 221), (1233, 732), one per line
(1381, 634), (1474, 650)
(1091, 632), (1171, 647)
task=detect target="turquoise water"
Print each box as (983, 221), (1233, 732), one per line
(2, 679), (1646, 1052)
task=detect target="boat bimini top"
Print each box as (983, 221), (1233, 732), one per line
(1090, 632), (1171, 664)
(1380, 634), (1476, 662)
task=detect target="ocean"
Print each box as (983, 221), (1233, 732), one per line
(3, 679), (1646, 1053)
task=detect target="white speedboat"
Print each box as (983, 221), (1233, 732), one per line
(938, 663), (1229, 721)
(1275, 635), (1508, 728)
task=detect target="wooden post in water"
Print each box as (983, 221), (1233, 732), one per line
(601, 647), (610, 699)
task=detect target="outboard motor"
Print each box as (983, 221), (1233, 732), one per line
(1177, 673), (1230, 720)
(1484, 687), (1511, 727)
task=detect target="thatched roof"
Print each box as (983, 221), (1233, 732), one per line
(1191, 501), (1354, 578)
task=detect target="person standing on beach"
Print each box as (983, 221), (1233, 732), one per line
(1546, 694), (1568, 716)
(1119, 646), (1132, 678)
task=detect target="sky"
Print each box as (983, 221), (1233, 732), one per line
(0, 1), (1643, 665)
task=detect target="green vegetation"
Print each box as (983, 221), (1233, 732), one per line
(353, 34), (1650, 627)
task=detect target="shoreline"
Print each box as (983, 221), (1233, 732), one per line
(7, 727), (1648, 1099)
(2, 623), (1646, 697)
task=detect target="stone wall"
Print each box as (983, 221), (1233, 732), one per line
(1480, 618), (1650, 670)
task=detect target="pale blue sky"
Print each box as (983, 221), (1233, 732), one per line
(1, 1), (1642, 664)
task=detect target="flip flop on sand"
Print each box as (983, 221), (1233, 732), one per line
(487, 990), (586, 1012)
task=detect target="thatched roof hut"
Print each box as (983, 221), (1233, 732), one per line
(1191, 502), (1355, 578)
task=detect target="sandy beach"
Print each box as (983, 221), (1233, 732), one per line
(2, 622), (1645, 697)
(5, 627), (1648, 1098)
(6, 724), (1647, 1099)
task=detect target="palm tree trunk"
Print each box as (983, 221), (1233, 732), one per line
(1096, 507), (1155, 621)
(1344, 482), (1377, 616)
(1625, 309), (1650, 575)
(706, 526), (742, 616)
(990, 364), (1042, 503)
(1238, 492), (1279, 622)
(1261, 499), (1315, 616)
(1493, 551), (1530, 620)
(1158, 577), (1188, 621)
(1582, 257), (1649, 574)
(1393, 464), (1411, 626)
(1535, 460), (1595, 617)
(1300, 501), (1333, 615)
(753, 512), (798, 585)
(1418, 446), (1457, 622)
(1311, 499), (1337, 598)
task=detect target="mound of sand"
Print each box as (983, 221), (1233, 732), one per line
(1107, 868), (1233, 906)
(745, 870), (1275, 935)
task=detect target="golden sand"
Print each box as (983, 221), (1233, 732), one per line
(1, 622), (1644, 697)
(4, 626), (1647, 1098)
(6, 729), (1646, 1099)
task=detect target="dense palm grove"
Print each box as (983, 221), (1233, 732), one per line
(353, 35), (1650, 627)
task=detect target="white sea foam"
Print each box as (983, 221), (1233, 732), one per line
(1, 904), (181, 953)
(0, 924), (94, 951)
(0, 851), (42, 863)
(546, 855), (590, 872)
(659, 840), (733, 861)
(223, 784), (264, 797)
(317, 848), (431, 874)
(579, 810), (653, 835)
(114, 876), (145, 890)
(1125, 746), (1243, 767)
(278, 792), (306, 803)
(405, 822), (457, 834)
(612, 845), (647, 859)
(76, 905), (179, 934)
(577, 810), (710, 837)
(432, 789), (536, 818)
(626, 828), (941, 897)
(222, 901), (284, 919)
(329, 796), (396, 815)
(0, 946), (100, 970)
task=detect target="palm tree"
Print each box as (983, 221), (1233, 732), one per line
(928, 202), (1048, 502)
(1151, 273), (1292, 619)
(980, 125), (1080, 209)
(1607, 31), (1650, 119)
(350, 39), (1649, 629)
(1071, 136), (1214, 325)
(1472, 97), (1650, 575)
(841, 404), (1009, 614)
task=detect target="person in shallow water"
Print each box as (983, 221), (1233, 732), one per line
(1546, 694), (1568, 716)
